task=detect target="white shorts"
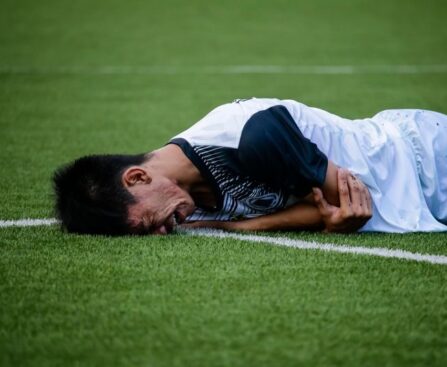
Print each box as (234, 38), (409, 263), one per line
(372, 109), (447, 226)
(285, 100), (447, 232)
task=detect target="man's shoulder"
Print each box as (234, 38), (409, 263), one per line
(171, 98), (292, 149)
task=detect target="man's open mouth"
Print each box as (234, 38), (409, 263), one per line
(152, 210), (184, 235)
(174, 210), (187, 224)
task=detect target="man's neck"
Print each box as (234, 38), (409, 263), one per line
(143, 144), (217, 208)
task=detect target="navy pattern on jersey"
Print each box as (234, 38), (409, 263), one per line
(188, 144), (288, 221)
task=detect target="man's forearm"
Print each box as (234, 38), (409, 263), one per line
(232, 203), (324, 231)
(183, 168), (372, 233)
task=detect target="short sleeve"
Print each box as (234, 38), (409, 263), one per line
(237, 105), (328, 197)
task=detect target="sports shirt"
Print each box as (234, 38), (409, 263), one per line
(169, 98), (328, 221)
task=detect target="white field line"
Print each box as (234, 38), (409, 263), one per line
(0, 218), (59, 227)
(1, 64), (447, 75)
(1, 218), (446, 265)
(184, 228), (447, 265)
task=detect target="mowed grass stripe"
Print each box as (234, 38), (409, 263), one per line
(1, 64), (447, 75)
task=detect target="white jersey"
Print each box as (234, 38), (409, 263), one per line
(171, 98), (447, 233)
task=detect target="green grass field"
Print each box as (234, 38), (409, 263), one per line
(1, 0), (447, 366)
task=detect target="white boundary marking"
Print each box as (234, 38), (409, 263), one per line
(1, 218), (446, 265)
(1, 64), (447, 75)
(0, 218), (59, 227)
(186, 229), (447, 265)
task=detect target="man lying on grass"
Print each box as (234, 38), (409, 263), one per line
(53, 98), (447, 235)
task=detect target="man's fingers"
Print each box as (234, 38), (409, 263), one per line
(348, 173), (373, 219)
(347, 174), (362, 213)
(352, 175), (372, 217)
(312, 187), (330, 215)
(364, 187), (373, 216)
(359, 184), (373, 217)
(337, 169), (351, 211)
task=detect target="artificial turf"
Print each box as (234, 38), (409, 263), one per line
(1, 0), (447, 366)
(1, 226), (447, 367)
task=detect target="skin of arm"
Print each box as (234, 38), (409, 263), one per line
(182, 166), (373, 233)
(184, 202), (324, 232)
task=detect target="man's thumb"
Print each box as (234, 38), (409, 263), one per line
(312, 188), (329, 214)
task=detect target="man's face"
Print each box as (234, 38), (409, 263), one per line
(126, 176), (195, 235)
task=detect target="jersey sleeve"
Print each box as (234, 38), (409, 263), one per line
(237, 105), (328, 197)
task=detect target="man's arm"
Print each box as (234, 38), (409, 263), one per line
(183, 169), (372, 233)
(184, 202), (324, 232)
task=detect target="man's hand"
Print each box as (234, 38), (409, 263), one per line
(312, 168), (372, 233)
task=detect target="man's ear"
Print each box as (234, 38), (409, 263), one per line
(122, 167), (152, 187)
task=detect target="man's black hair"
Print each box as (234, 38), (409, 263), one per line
(53, 153), (149, 236)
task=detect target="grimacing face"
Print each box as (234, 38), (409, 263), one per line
(126, 176), (195, 235)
